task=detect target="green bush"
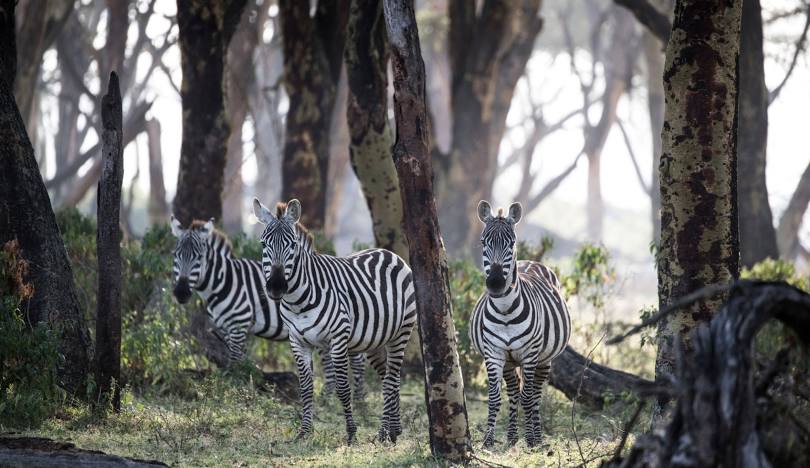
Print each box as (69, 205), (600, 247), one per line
(561, 243), (615, 308)
(0, 241), (63, 428)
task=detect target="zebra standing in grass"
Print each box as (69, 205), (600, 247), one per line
(469, 201), (571, 448)
(253, 198), (416, 444)
(169, 216), (366, 396)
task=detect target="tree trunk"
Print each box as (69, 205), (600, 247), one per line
(643, 29), (664, 244)
(324, 69), (350, 239)
(145, 118), (169, 225)
(278, 0), (348, 230)
(172, 0), (247, 225)
(738, 0), (779, 267)
(95, 72), (124, 411)
(776, 160), (810, 259)
(345, 0), (409, 260)
(383, 0), (471, 460)
(441, 0), (543, 256)
(0, 1), (91, 395)
(655, 0), (741, 422)
(0, 437), (167, 467)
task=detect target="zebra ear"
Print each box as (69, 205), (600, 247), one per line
(507, 202), (522, 225)
(170, 215), (184, 238)
(253, 198), (274, 224)
(477, 200), (492, 223)
(285, 199), (302, 223)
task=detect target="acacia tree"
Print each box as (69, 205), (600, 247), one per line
(278, 0), (348, 230)
(655, 0), (741, 419)
(345, 0), (408, 260)
(383, 0), (471, 460)
(0, 0), (91, 395)
(173, 0), (247, 224)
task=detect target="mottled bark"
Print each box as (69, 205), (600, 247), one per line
(0, 0), (91, 395)
(345, 0), (408, 260)
(145, 118), (168, 225)
(738, 0), (778, 266)
(172, 0), (247, 225)
(278, 0), (348, 230)
(441, 0), (543, 256)
(383, 0), (471, 460)
(95, 72), (124, 411)
(644, 29), (664, 243)
(776, 161), (810, 259)
(655, 0), (741, 421)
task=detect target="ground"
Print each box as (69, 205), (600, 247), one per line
(22, 372), (645, 467)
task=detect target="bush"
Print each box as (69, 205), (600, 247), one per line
(0, 240), (63, 428)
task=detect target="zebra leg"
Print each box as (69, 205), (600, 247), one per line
(530, 363), (550, 445)
(350, 353), (366, 402)
(330, 336), (357, 444)
(367, 348), (389, 440)
(482, 356), (505, 448)
(290, 339), (315, 439)
(504, 365), (521, 446)
(382, 330), (410, 443)
(321, 347), (336, 395)
(225, 329), (248, 365)
(520, 364), (540, 448)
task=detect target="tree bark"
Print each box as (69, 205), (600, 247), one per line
(441, 0), (543, 256)
(738, 0), (779, 267)
(345, 0), (409, 260)
(0, 0), (91, 395)
(278, 0), (348, 230)
(95, 72), (124, 411)
(172, 0), (247, 225)
(655, 0), (741, 422)
(145, 118), (169, 225)
(383, 0), (471, 460)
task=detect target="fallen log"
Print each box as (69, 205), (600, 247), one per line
(602, 280), (810, 467)
(549, 346), (663, 410)
(0, 436), (166, 467)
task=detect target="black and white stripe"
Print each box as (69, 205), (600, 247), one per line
(469, 201), (571, 448)
(169, 216), (365, 396)
(254, 198), (417, 444)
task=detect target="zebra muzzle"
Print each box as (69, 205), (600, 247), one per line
(266, 265), (288, 301)
(173, 277), (192, 304)
(486, 264), (507, 293)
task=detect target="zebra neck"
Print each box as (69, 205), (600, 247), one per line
(283, 248), (315, 307)
(195, 243), (231, 297)
(489, 262), (521, 310)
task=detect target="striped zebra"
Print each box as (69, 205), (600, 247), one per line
(253, 198), (417, 444)
(169, 216), (366, 397)
(469, 201), (571, 448)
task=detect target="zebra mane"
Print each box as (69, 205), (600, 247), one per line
(275, 202), (315, 253)
(188, 220), (233, 254)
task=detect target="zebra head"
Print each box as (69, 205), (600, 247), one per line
(253, 198), (302, 302)
(170, 215), (215, 304)
(477, 200), (522, 296)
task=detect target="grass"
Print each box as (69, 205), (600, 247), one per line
(22, 370), (647, 467)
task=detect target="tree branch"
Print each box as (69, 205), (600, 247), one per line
(616, 119), (651, 194)
(768, 2), (810, 104)
(613, 0), (671, 43)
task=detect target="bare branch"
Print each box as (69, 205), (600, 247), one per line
(768, 2), (810, 104)
(614, 0), (671, 43)
(616, 119), (651, 194)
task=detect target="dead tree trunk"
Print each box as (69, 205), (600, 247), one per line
(172, 0), (247, 225)
(278, 0), (348, 230)
(738, 0), (779, 267)
(0, 437), (167, 467)
(655, 0), (741, 421)
(345, 0), (409, 260)
(604, 281), (810, 467)
(94, 72), (124, 411)
(145, 118), (169, 225)
(384, 0), (471, 460)
(0, 1), (91, 395)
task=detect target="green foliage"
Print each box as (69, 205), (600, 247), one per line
(516, 236), (554, 262)
(561, 243), (615, 308)
(741, 258), (810, 292)
(0, 244), (63, 429)
(449, 259), (487, 390)
(312, 231), (336, 256)
(228, 232), (262, 261)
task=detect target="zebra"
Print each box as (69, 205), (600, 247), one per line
(169, 216), (366, 397)
(469, 200), (571, 448)
(253, 198), (417, 444)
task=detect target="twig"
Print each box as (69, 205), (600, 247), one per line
(606, 281), (737, 345)
(612, 400), (645, 461)
(470, 453), (513, 468)
(571, 333), (606, 467)
(616, 119), (650, 195)
(769, 1), (810, 104)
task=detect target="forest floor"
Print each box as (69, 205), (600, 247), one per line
(21, 371), (647, 467)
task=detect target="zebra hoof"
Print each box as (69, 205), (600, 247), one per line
(482, 430), (495, 449)
(346, 425), (357, 445)
(506, 434), (518, 447)
(294, 429), (312, 441)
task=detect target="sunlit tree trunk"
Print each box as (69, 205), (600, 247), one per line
(145, 118), (169, 225)
(643, 29), (665, 244)
(655, 0), (741, 423)
(383, 0), (471, 460)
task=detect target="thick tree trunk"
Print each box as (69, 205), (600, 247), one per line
(0, 437), (167, 467)
(0, 1), (91, 395)
(643, 30), (664, 244)
(738, 0), (779, 267)
(324, 70), (350, 239)
(345, 0), (408, 260)
(278, 0), (348, 230)
(383, 0), (471, 460)
(145, 118), (169, 225)
(655, 0), (741, 422)
(95, 72), (124, 411)
(172, 0), (247, 225)
(776, 160), (810, 259)
(441, 0), (543, 256)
